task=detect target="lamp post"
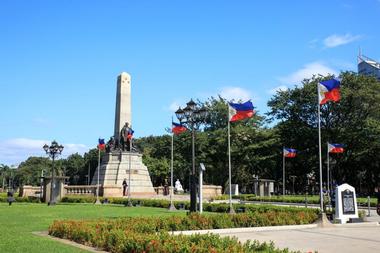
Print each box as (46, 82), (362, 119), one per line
(175, 99), (207, 212)
(43, 140), (64, 206)
(290, 175), (297, 194)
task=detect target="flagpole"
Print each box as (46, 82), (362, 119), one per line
(327, 142), (330, 194)
(228, 116), (235, 214)
(95, 147), (101, 204)
(283, 147), (285, 195)
(317, 85), (324, 212)
(169, 130), (176, 211)
(127, 138), (132, 207)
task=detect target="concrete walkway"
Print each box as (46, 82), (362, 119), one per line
(225, 224), (380, 253)
(221, 212), (380, 253)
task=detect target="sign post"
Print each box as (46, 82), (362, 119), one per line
(335, 183), (358, 223)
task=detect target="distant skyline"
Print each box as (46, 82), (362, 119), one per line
(1, 0), (380, 165)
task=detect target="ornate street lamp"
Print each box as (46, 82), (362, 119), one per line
(175, 99), (207, 212)
(43, 140), (64, 206)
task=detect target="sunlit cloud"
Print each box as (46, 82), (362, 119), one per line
(267, 85), (288, 95)
(279, 62), (338, 84)
(218, 87), (253, 102)
(0, 138), (88, 166)
(323, 33), (362, 48)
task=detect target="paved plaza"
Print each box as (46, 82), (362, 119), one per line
(221, 212), (380, 253)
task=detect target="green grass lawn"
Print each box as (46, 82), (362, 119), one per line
(0, 202), (183, 253)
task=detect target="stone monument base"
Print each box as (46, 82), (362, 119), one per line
(92, 151), (156, 198)
(202, 185), (222, 198)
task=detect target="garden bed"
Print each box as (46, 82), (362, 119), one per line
(49, 210), (317, 253)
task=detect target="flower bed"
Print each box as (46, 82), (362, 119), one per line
(49, 212), (314, 252)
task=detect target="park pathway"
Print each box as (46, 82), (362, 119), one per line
(222, 212), (380, 253)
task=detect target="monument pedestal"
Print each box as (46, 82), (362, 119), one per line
(92, 151), (156, 198)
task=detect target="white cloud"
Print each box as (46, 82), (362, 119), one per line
(218, 87), (252, 102)
(279, 62), (338, 84)
(268, 85), (288, 95)
(0, 138), (88, 166)
(323, 33), (362, 48)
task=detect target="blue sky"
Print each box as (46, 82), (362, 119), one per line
(1, 0), (379, 165)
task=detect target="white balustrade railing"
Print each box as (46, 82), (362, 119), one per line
(64, 185), (99, 196)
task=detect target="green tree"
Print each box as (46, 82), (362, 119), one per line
(14, 157), (51, 186)
(63, 153), (85, 184)
(135, 96), (279, 193)
(0, 164), (11, 190)
(267, 72), (380, 193)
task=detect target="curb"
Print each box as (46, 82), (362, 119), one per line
(334, 221), (379, 227)
(172, 224), (318, 235)
(32, 231), (107, 253)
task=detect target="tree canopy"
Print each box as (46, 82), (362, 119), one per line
(7, 72), (380, 194)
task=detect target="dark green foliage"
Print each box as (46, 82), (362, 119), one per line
(60, 195), (319, 216)
(267, 72), (380, 193)
(9, 72), (380, 195)
(134, 96), (279, 193)
(49, 211), (313, 253)
(13, 157), (51, 186)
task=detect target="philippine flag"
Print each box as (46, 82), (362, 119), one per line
(283, 148), (297, 158)
(328, 143), (344, 153)
(127, 129), (134, 140)
(318, 78), (341, 105)
(228, 101), (254, 122)
(98, 138), (105, 150)
(172, 122), (187, 135)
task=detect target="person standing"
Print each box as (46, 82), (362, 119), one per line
(7, 190), (15, 206)
(375, 186), (380, 215)
(122, 179), (128, 196)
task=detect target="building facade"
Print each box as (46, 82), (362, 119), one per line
(358, 54), (380, 81)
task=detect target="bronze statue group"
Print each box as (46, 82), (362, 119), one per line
(105, 122), (134, 152)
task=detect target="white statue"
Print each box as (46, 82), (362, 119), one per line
(175, 179), (184, 193)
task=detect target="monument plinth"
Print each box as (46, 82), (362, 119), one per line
(91, 72), (155, 198)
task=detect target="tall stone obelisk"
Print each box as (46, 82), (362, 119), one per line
(91, 72), (156, 197)
(114, 72), (131, 142)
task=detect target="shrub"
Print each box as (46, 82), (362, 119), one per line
(0, 196), (41, 203)
(49, 214), (304, 253)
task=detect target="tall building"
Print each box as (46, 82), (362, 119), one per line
(358, 54), (380, 81)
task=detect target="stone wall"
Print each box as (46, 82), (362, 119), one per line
(19, 185), (42, 197)
(202, 185), (222, 198)
(154, 185), (222, 199)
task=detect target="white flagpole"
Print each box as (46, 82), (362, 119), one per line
(127, 136), (132, 207)
(95, 147), (101, 204)
(327, 142), (330, 194)
(318, 85), (324, 212)
(169, 129), (176, 211)
(228, 107), (235, 214)
(283, 147), (285, 195)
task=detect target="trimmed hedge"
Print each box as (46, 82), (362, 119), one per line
(237, 194), (378, 207)
(0, 196), (41, 203)
(49, 212), (310, 253)
(60, 196), (319, 216)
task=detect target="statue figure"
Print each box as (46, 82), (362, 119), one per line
(106, 136), (115, 153)
(120, 122), (133, 151)
(163, 178), (169, 195)
(175, 179), (184, 193)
